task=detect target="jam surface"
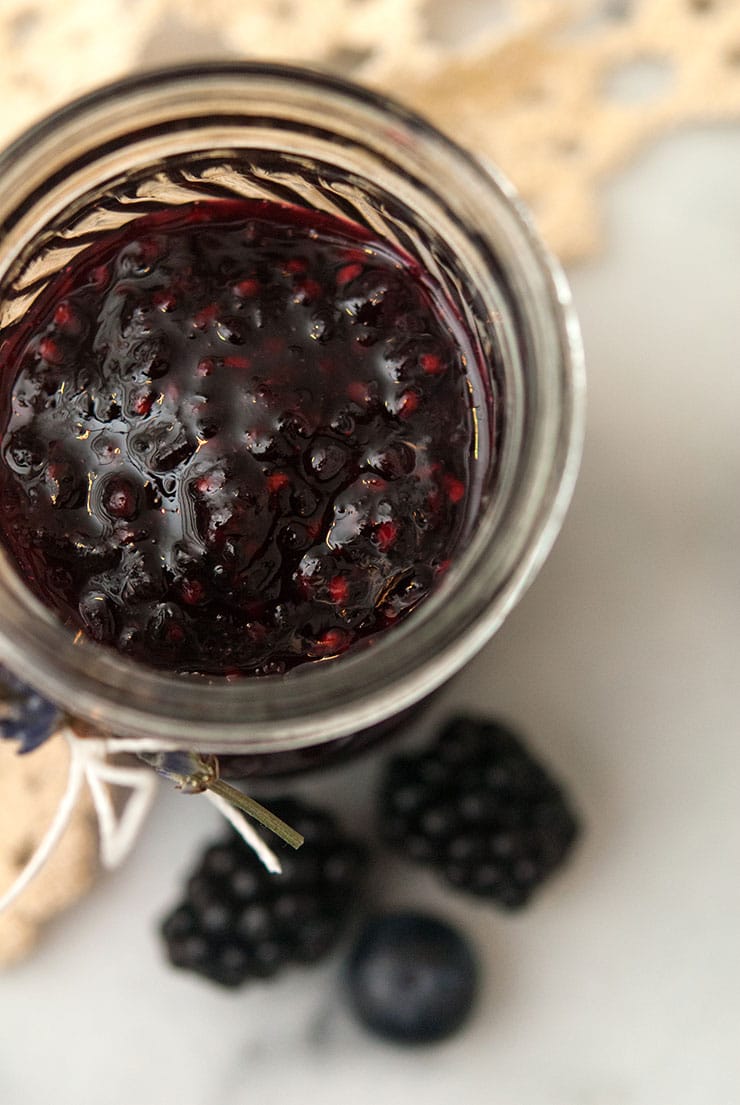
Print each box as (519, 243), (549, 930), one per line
(0, 200), (488, 676)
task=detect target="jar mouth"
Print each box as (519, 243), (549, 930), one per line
(0, 63), (584, 750)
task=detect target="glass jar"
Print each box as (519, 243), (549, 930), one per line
(0, 63), (584, 769)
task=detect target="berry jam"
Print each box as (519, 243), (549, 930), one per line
(0, 201), (489, 676)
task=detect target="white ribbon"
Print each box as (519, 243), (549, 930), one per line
(0, 727), (280, 914)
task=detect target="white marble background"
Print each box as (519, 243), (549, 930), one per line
(0, 119), (739, 1105)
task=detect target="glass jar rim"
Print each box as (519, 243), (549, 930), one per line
(0, 62), (585, 751)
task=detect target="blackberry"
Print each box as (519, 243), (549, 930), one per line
(345, 911), (479, 1045)
(161, 796), (367, 987)
(380, 716), (580, 910)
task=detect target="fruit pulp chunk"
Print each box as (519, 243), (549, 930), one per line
(0, 200), (490, 676)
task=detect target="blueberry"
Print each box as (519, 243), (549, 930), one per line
(345, 911), (479, 1045)
(0, 664), (60, 753)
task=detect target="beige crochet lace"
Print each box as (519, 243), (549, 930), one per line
(1, 0), (739, 259)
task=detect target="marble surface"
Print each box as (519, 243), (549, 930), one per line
(1, 124), (739, 1105)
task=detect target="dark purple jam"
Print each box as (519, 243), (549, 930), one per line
(0, 200), (489, 676)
